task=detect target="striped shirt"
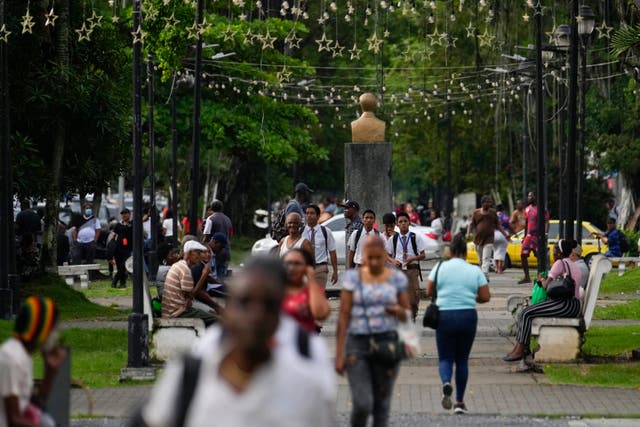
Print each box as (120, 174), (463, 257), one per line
(161, 260), (194, 318)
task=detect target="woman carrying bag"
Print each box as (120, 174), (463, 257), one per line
(425, 234), (491, 414)
(335, 235), (410, 427)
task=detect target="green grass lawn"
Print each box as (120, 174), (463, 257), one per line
(594, 300), (640, 320)
(82, 279), (134, 298)
(230, 235), (256, 266)
(581, 325), (640, 357)
(600, 268), (640, 294)
(0, 323), (131, 388)
(544, 362), (640, 388)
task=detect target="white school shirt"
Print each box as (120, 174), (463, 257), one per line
(0, 338), (33, 427)
(348, 228), (379, 265)
(303, 225), (336, 264)
(385, 231), (428, 264)
(77, 217), (101, 243)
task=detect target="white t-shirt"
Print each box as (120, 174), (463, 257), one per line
(348, 228), (380, 265)
(143, 218), (151, 240)
(303, 225), (336, 264)
(162, 219), (176, 237)
(386, 231), (428, 265)
(143, 324), (334, 427)
(76, 217), (101, 243)
(0, 338), (33, 427)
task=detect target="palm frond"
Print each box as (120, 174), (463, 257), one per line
(611, 24), (640, 58)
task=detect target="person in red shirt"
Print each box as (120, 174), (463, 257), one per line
(519, 192), (550, 284)
(281, 248), (330, 333)
(405, 202), (421, 225)
(181, 215), (202, 237)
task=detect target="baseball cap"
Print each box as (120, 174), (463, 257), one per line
(120, 208), (131, 214)
(295, 182), (314, 193)
(183, 240), (208, 254)
(212, 232), (228, 245)
(340, 200), (360, 211)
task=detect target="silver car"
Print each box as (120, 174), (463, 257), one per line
(251, 213), (444, 264)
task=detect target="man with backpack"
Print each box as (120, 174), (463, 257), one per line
(304, 205), (338, 286)
(386, 211), (427, 321)
(594, 217), (626, 257)
(271, 183), (314, 242)
(347, 209), (379, 269)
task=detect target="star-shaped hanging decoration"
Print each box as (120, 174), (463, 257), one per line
(478, 28), (495, 47)
(383, 29), (390, 38)
(439, 31), (449, 46)
(223, 25), (237, 42)
(316, 32), (333, 52)
(545, 26), (557, 44)
(465, 21), (476, 38)
(367, 32), (383, 53)
(285, 32), (302, 49)
(420, 46), (435, 62)
(88, 11), (103, 29)
(349, 42), (362, 60)
(331, 40), (345, 58)
(243, 28), (255, 45)
(163, 0), (171, 5)
(111, 15), (120, 23)
(317, 14), (328, 25)
(276, 66), (292, 83)
(0, 24), (11, 43)
(447, 34), (458, 48)
(261, 29), (277, 49)
(427, 27), (442, 46)
(21, 8), (36, 34)
(45, 7), (59, 27)
(76, 22), (93, 41)
(186, 22), (200, 40)
(131, 26), (145, 44)
(239, 13), (247, 21)
(199, 18), (211, 36)
(596, 22), (613, 39)
(164, 13), (180, 30)
(522, 13), (530, 22)
(575, 15), (583, 24)
(401, 48), (413, 63)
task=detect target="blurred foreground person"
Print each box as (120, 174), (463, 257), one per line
(1, 297), (67, 427)
(142, 257), (335, 427)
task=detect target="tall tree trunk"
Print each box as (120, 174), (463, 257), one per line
(41, 0), (69, 271)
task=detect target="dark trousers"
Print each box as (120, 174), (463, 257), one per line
(436, 309), (477, 403)
(112, 253), (130, 287)
(71, 241), (96, 265)
(345, 333), (400, 427)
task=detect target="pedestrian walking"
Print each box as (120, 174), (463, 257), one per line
(70, 203), (101, 265)
(202, 200), (233, 244)
(304, 204), (339, 286)
(278, 212), (314, 257)
(509, 199), (527, 234)
(162, 210), (180, 246)
(347, 209), (379, 269)
(519, 192), (549, 284)
(386, 212), (427, 320)
(466, 196), (508, 277)
(343, 200), (363, 261)
(336, 236), (410, 427)
(143, 257), (335, 427)
(111, 208), (133, 288)
(425, 234), (491, 414)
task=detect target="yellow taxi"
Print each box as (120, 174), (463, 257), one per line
(466, 220), (608, 268)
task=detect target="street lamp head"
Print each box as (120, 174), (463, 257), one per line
(554, 24), (571, 48)
(578, 5), (596, 36)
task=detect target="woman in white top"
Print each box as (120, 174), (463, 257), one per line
(278, 213), (313, 258)
(162, 210), (180, 245)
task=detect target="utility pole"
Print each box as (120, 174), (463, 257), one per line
(147, 54), (158, 279)
(171, 74), (179, 241)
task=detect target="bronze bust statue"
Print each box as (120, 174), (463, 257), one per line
(351, 93), (386, 143)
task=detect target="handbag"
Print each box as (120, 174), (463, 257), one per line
(355, 271), (404, 365)
(530, 279), (547, 305)
(422, 261), (444, 329)
(397, 315), (421, 359)
(546, 260), (575, 300)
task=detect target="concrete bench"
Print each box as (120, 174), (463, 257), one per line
(608, 256), (640, 276)
(57, 264), (102, 289)
(141, 276), (206, 362)
(529, 255), (612, 362)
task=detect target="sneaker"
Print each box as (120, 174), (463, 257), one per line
(441, 383), (453, 410)
(517, 278), (531, 284)
(454, 403), (468, 414)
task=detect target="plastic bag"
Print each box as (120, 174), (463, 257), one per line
(398, 316), (421, 359)
(530, 280), (547, 305)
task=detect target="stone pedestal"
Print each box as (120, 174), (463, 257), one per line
(344, 143), (393, 226)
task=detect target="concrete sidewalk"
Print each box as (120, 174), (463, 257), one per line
(68, 268), (640, 422)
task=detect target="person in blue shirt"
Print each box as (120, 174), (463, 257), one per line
(595, 217), (622, 257)
(425, 233), (491, 415)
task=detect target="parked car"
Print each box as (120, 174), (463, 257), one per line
(465, 220), (608, 268)
(251, 213), (444, 264)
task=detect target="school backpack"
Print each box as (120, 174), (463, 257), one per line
(619, 232), (630, 254)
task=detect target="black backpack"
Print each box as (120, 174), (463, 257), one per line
(270, 209), (288, 242)
(619, 232), (630, 254)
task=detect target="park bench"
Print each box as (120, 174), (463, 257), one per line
(608, 256), (640, 276)
(57, 263), (102, 289)
(141, 275), (206, 362)
(528, 255), (612, 362)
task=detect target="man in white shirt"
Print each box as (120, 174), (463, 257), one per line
(381, 213), (397, 245)
(71, 203), (101, 265)
(304, 205), (338, 286)
(386, 211), (427, 321)
(143, 256), (335, 427)
(348, 209), (379, 269)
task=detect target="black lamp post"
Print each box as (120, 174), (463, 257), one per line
(554, 24), (570, 238)
(565, 0), (580, 241)
(147, 54), (158, 280)
(575, 4), (595, 245)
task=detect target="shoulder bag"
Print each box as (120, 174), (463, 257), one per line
(355, 271), (404, 365)
(546, 260), (575, 300)
(422, 261), (443, 329)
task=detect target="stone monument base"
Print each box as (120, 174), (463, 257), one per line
(344, 143), (393, 227)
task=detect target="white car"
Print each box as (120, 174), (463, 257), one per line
(251, 213), (444, 264)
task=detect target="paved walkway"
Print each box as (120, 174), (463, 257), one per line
(68, 267), (640, 421)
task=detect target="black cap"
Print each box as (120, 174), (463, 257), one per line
(120, 208), (131, 214)
(295, 182), (314, 193)
(341, 200), (360, 211)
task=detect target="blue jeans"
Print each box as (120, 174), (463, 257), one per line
(345, 333), (400, 427)
(435, 309), (477, 403)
